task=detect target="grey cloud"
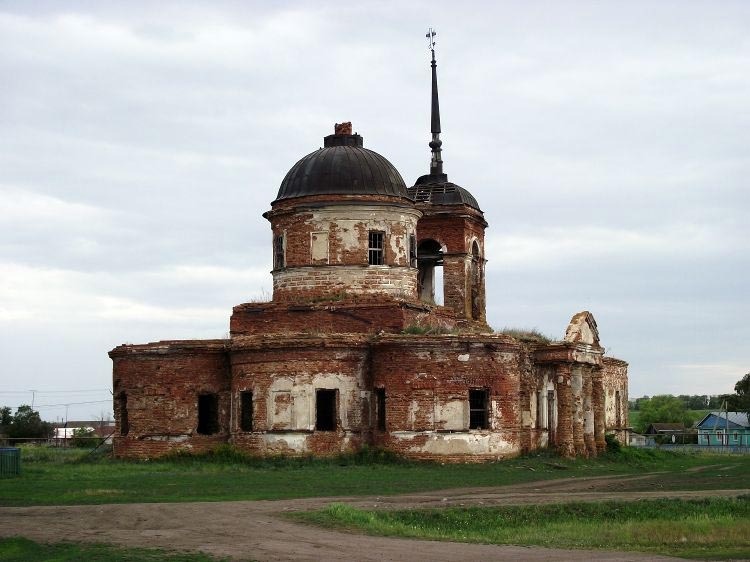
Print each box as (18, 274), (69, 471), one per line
(1, 1), (748, 419)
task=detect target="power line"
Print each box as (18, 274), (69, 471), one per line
(0, 389), (111, 394)
(35, 400), (113, 407)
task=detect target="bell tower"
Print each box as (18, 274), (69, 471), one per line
(408, 29), (488, 324)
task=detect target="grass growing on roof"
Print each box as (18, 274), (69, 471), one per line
(292, 497), (750, 559)
(496, 327), (553, 343)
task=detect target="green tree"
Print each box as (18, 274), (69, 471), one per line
(0, 406), (12, 427)
(6, 405), (53, 440)
(725, 373), (750, 415)
(71, 427), (96, 448)
(636, 395), (695, 433)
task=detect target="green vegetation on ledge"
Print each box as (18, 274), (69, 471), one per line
(496, 327), (553, 344)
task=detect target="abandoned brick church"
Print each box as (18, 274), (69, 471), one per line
(110, 39), (628, 461)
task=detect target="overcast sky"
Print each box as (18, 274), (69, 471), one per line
(1, 1), (748, 422)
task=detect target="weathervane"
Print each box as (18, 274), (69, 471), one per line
(426, 27), (436, 52)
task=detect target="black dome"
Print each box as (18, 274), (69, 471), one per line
(275, 132), (408, 203)
(408, 173), (481, 211)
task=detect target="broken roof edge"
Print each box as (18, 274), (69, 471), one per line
(108, 339), (229, 357)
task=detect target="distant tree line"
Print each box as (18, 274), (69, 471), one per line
(629, 394), (723, 411)
(629, 373), (750, 434)
(0, 405), (53, 440)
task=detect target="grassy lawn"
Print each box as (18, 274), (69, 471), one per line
(0, 537), (229, 562)
(292, 497), (750, 560)
(1, 445), (749, 507)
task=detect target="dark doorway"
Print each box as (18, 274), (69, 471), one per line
(240, 391), (253, 432)
(118, 392), (129, 436)
(197, 393), (219, 435)
(375, 388), (386, 431)
(316, 389), (337, 431)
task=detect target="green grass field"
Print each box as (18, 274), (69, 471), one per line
(2, 445), (749, 507)
(2, 446), (749, 560)
(292, 497), (750, 559)
(0, 537), (230, 562)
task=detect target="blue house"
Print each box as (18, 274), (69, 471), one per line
(696, 412), (750, 446)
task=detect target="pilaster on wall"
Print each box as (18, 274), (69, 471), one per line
(592, 368), (606, 453)
(571, 366), (586, 457)
(555, 364), (575, 457)
(442, 254), (468, 318)
(583, 368), (596, 457)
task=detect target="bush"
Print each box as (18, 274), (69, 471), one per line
(605, 433), (621, 453)
(71, 427), (96, 448)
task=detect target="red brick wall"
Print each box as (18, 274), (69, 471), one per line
(415, 206), (488, 322)
(265, 195), (420, 302)
(229, 334), (370, 456)
(370, 334), (524, 460)
(110, 340), (230, 458)
(603, 357), (629, 443)
(110, 335), (624, 461)
(230, 300), (467, 336)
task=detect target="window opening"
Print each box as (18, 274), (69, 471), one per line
(469, 389), (489, 430)
(368, 231), (384, 265)
(547, 390), (556, 444)
(409, 234), (417, 268)
(316, 389), (337, 431)
(536, 390), (546, 429)
(417, 238), (443, 305)
(118, 392), (129, 436)
(240, 391), (253, 432)
(197, 393), (219, 435)
(615, 391), (622, 427)
(470, 240), (482, 320)
(274, 234), (285, 270)
(375, 388), (386, 431)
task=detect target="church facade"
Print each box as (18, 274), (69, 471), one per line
(110, 42), (628, 461)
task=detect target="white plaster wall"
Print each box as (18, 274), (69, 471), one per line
(267, 372), (360, 432)
(436, 399), (467, 431)
(273, 265), (417, 298)
(302, 204), (421, 266)
(391, 431), (518, 457)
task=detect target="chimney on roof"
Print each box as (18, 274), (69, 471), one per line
(334, 122), (352, 135)
(324, 122), (363, 148)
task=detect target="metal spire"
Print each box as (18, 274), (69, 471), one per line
(426, 28), (444, 177)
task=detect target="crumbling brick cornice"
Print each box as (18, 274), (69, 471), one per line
(108, 339), (229, 358)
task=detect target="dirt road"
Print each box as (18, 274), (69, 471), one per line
(2, 473), (746, 561)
